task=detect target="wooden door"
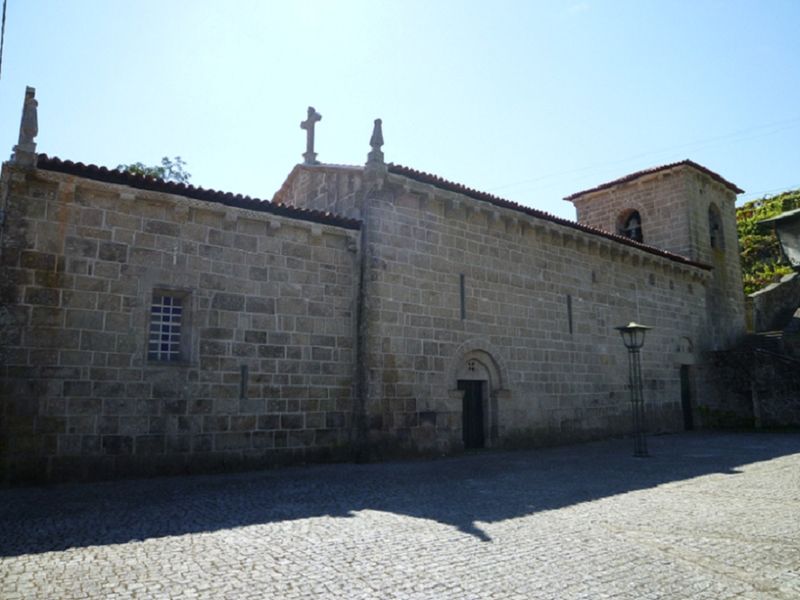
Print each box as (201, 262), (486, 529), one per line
(680, 365), (694, 431)
(459, 380), (485, 449)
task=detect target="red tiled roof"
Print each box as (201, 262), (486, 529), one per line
(563, 159), (744, 201)
(35, 155), (361, 231)
(387, 163), (712, 270)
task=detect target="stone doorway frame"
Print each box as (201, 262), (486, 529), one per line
(447, 339), (510, 449)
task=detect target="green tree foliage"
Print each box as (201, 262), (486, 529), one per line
(736, 189), (800, 294)
(116, 156), (191, 184)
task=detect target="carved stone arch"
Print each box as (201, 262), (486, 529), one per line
(675, 335), (696, 365)
(447, 338), (510, 449)
(616, 208), (644, 243)
(446, 338), (509, 392)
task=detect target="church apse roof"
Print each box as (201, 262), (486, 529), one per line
(35, 155), (361, 231)
(563, 159), (744, 201)
(387, 162), (712, 271)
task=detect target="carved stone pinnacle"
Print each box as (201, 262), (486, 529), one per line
(12, 86), (38, 166)
(367, 118), (385, 166)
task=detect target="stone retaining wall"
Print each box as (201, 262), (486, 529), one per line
(747, 272), (800, 332)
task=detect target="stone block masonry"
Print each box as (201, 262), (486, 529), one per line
(569, 164), (746, 350)
(1, 151), (751, 481)
(359, 185), (710, 452)
(0, 165), (360, 481)
(281, 165), (718, 457)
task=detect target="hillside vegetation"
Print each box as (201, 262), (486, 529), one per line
(736, 189), (800, 295)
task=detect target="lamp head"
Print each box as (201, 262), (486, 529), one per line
(615, 322), (652, 350)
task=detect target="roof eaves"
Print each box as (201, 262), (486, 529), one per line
(387, 162), (711, 271)
(759, 206), (800, 225)
(35, 155), (361, 231)
(563, 159), (744, 201)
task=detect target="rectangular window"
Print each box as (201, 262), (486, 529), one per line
(566, 294), (573, 335)
(148, 293), (186, 362)
(460, 273), (466, 320)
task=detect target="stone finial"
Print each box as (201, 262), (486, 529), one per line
(300, 106), (322, 165)
(366, 118), (385, 167)
(12, 86), (38, 166)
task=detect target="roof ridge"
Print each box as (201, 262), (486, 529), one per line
(386, 162), (711, 270)
(35, 155), (361, 231)
(563, 159), (744, 200)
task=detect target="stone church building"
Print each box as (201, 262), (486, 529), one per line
(0, 91), (746, 481)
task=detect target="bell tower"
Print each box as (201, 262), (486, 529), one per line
(565, 160), (746, 350)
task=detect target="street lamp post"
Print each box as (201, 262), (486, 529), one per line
(615, 322), (652, 458)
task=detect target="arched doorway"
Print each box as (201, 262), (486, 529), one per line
(457, 359), (490, 449)
(449, 341), (508, 450)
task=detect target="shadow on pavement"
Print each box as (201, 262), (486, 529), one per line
(1, 432), (798, 556)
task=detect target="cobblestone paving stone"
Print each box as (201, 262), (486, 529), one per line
(1, 432), (799, 599)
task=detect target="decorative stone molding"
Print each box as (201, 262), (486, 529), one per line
(446, 337), (510, 393)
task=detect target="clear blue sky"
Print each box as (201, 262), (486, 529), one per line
(1, 1), (799, 219)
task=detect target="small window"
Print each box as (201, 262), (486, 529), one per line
(708, 204), (723, 249)
(148, 291), (188, 362)
(619, 210), (643, 243)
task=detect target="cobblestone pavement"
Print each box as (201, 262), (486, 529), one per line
(1, 432), (799, 599)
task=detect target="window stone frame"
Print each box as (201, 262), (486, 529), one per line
(147, 288), (193, 365)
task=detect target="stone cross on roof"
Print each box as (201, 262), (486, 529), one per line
(300, 106), (322, 165)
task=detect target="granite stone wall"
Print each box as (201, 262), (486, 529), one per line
(362, 180), (712, 452)
(704, 348), (800, 429)
(570, 166), (746, 350)
(0, 164), (360, 481)
(283, 166), (714, 455)
(571, 169), (694, 257)
(1, 157), (753, 481)
(274, 164), (364, 220)
(747, 272), (800, 332)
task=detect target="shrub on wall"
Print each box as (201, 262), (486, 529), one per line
(736, 189), (800, 295)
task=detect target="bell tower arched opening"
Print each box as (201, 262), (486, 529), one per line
(617, 209), (644, 242)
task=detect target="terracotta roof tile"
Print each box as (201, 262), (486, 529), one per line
(35, 155), (361, 231)
(387, 163), (711, 270)
(32, 155), (713, 270)
(563, 159), (744, 201)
